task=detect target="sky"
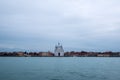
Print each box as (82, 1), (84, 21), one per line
(0, 0), (120, 52)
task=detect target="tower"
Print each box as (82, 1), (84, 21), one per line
(54, 43), (64, 56)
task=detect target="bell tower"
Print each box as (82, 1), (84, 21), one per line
(54, 43), (64, 56)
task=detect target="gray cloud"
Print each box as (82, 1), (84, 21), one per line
(0, 0), (120, 52)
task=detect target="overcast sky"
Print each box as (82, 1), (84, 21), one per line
(0, 0), (120, 52)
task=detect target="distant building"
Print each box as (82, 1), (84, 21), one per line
(54, 43), (64, 56)
(17, 52), (24, 57)
(97, 53), (110, 57)
(41, 52), (54, 57)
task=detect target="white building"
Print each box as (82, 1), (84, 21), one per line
(54, 43), (64, 56)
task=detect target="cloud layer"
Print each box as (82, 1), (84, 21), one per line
(0, 0), (120, 52)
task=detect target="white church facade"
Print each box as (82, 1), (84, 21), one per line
(54, 43), (64, 56)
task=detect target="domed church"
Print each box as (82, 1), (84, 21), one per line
(54, 43), (64, 56)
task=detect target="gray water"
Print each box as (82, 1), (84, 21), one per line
(0, 57), (120, 80)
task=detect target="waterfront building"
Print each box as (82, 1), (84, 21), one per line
(97, 53), (110, 57)
(54, 43), (64, 56)
(41, 52), (54, 57)
(17, 52), (24, 57)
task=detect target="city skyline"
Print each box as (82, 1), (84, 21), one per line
(0, 0), (120, 52)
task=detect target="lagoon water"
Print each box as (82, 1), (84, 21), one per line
(0, 57), (120, 80)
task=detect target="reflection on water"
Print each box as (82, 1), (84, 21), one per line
(0, 57), (120, 80)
